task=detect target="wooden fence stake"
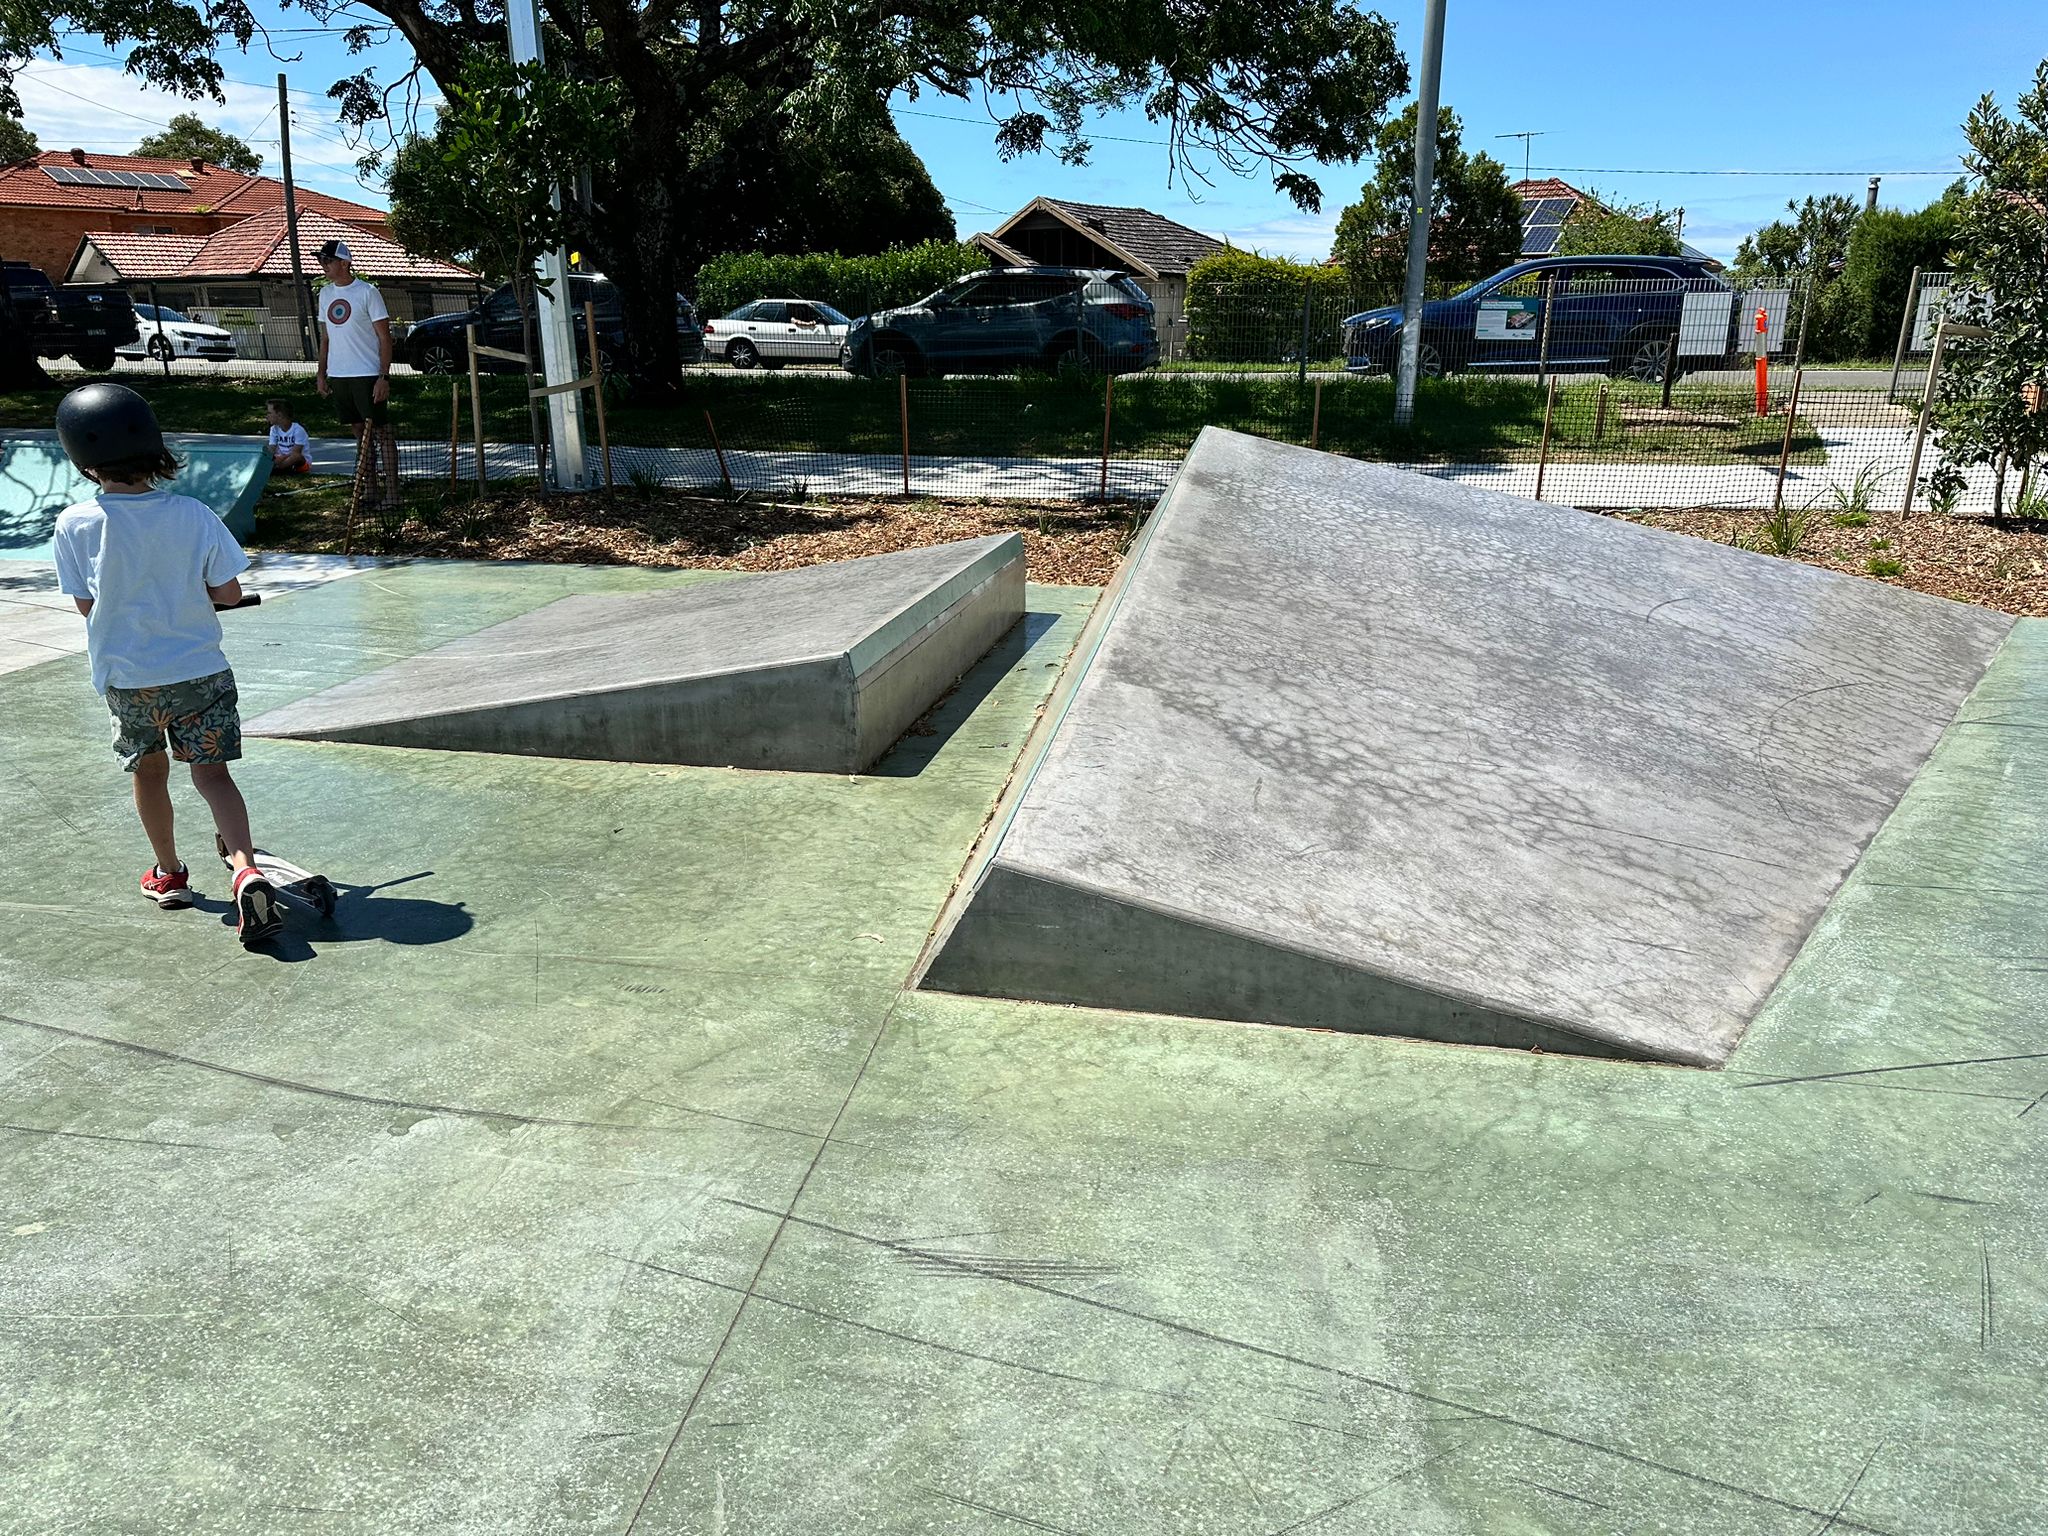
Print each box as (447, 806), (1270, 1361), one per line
(1310, 376), (1324, 450)
(466, 325), (486, 487)
(899, 373), (911, 496)
(1099, 372), (1115, 501)
(1534, 374), (1559, 502)
(447, 377), (459, 488)
(1593, 381), (1608, 446)
(584, 300), (613, 492)
(1772, 366), (1806, 515)
(704, 410), (733, 494)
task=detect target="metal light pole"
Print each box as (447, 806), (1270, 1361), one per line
(1393, 0), (1448, 428)
(505, 0), (589, 490)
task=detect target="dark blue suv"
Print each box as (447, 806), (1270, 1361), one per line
(842, 267), (1159, 378)
(1343, 256), (1736, 381)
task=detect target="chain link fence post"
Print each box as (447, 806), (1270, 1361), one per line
(1534, 375), (1559, 502)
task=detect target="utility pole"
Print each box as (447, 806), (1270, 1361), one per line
(1495, 130), (1545, 184)
(1866, 175), (1882, 213)
(277, 73), (313, 362)
(1395, 0), (1449, 428)
(505, 0), (589, 490)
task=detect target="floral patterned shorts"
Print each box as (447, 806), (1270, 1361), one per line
(104, 669), (242, 773)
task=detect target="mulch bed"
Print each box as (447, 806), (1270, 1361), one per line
(1602, 507), (2048, 617)
(349, 490), (1144, 588)
(260, 480), (2048, 616)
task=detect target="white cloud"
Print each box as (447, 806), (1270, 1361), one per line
(1208, 212), (1340, 262)
(12, 59), (393, 208)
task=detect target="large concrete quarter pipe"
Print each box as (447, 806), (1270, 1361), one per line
(249, 534), (1024, 772)
(919, 430), (2013, 1065)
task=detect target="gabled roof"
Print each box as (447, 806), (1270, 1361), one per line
(970, 231), (1030, 266)
(992, 198), (1225, 277)
(72, 207), (471, 283)
(0, 149), (387, 226)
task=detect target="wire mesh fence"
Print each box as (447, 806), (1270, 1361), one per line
(14, 265), (2036, 562)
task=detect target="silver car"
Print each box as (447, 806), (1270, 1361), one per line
(703, 298), (852, 369)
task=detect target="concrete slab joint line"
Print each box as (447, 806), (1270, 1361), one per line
(245, 534), (1026, 773)
(919, 428), (2013, 1066)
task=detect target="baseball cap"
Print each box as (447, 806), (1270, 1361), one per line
(315, 239), (352, 262)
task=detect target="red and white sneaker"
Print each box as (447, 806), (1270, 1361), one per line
(140, 864), (194, 909)
(231, 865), (283, 947)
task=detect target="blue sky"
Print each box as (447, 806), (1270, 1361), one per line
(18, 0), (2045, 262)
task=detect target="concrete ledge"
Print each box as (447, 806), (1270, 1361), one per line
(248, 534), (1024, 772)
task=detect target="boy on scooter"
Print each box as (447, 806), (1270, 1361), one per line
(50, 382), (282, 946)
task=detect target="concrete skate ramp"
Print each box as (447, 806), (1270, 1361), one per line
(250, 534), (1024, 772)
(0, 434), (268, 559)
(919, 429), (2013, 1065)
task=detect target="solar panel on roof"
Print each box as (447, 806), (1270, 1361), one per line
(40, 165), (189, 191)
(1522, 225), (1563, 255)
(1524, 197), (1574, 226)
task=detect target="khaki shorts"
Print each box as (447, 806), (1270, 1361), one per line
(105, 669), (241, 773)
(329, 374), (389, 426)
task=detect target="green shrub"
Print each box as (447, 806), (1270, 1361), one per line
(1812, 200), (1959, 361)
(694, 242), (988, 321)
(1183, 248), (1367, 364)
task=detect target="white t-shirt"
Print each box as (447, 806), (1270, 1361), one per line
(53, 491), (251, 694)
(268, 422), (310, 455)
(317, 278), (390, 378)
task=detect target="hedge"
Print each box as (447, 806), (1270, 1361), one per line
(694, 242), (989, 321)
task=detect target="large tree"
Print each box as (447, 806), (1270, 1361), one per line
(1329, 104), (1522, 292)
(0, 111), (35, 162)
(133, 111), (261, 172)
(2, 0), (1405, 391)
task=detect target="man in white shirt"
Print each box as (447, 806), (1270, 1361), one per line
(313, 239), (398, 506)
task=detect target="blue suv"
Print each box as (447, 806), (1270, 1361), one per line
(842, 267), (1159, 377)
(1343, 256), (1735, 381)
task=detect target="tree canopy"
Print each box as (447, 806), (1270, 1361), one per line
(132, 111), (260, 172)
(1329, 104), (1523, 291)
(2, 0), (1408, 388)
(1555, 194), (1682, 258)
(0, 111), (35, 162)
(1729, 194), (1860, 286)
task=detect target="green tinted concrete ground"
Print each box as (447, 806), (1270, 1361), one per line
(3, 562), (2045, 1536)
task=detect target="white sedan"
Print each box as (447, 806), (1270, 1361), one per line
(702, 298), (851, 368)
(118, 304), (239, 363)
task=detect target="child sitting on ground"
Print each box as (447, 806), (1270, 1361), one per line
(265, 398), (311, 474)
(53, 382), (282, 946)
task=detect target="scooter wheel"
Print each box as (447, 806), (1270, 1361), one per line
(306, 877), (339, 919)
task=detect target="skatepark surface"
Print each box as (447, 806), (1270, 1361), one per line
(0, 432), (270, 559)
(247, 534), (1025, 772)
(5, 553), (2048, 1534)
(922, 430), (2011, 1065)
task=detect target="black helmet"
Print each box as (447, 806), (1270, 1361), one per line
(56, 383), (165, 471)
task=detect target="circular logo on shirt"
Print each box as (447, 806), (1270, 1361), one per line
(326, 297), (353, 325)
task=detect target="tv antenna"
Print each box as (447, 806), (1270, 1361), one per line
(1495, 131), (1548, 183)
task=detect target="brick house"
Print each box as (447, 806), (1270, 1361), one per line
(66, 207), (475, 358)
(971, 198), (1226, 358)
(0, 148), (392, 277)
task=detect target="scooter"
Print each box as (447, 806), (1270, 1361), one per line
(216, 833), (340, 921)
(210, 590), (339, 925)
